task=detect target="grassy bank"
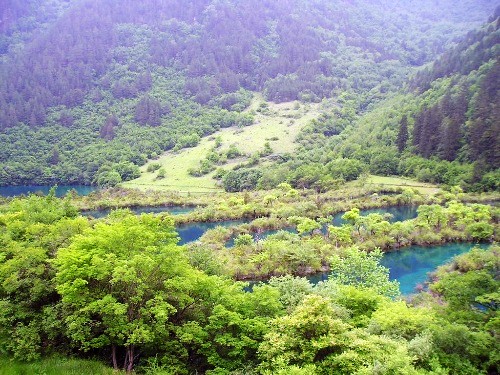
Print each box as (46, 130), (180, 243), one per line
(365, 175), (440, 194)
(0, 357), (121, 375)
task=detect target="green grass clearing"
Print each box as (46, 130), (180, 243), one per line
(0, 356), (121, 375)
(365, 175), (440, 195)
(124, 94), (320, 193)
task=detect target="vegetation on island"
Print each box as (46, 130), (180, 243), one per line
(0, 1), (499, 374)
(188, 197), (498, 279)
(0, 192), (498, 374)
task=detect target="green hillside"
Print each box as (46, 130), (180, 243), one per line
(124, 95), (321, 192)
(0, 0), (497, 188)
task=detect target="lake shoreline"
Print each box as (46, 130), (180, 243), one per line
(235, 242), (492, 297)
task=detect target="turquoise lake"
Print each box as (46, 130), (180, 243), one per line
(306, 242), (490, 295)
(82, 205), (196, 218)
(0, 185), (98, 197)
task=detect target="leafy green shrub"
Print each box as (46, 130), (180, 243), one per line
(234, 233), (253, 246)
(147, 163), (162, 172)
(222, 169), (262, 192)
(95, 170), (122, 188)
(466, 222), (494, 241)
(156, 168), (166, 179)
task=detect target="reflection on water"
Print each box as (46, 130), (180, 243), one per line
(82, 205), (196, 218)
(177, 219), (251, 245)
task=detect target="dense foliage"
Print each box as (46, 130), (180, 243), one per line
(0, 194), (498, 374)
(298, 14), (500, 193)
(0, 0), (496, 186)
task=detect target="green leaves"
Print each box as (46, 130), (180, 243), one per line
(54, 213), (193, 370)
(0, 195), (83, 360)
(328, 246), (400, 298)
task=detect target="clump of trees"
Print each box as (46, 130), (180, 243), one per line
(0, 193), (498, 374)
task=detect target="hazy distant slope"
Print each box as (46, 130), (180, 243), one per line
(0, 0), (496, 186)
(0, 0), (75, 58)
(0, 0), (495, 129)
(327, 13), (499, 190)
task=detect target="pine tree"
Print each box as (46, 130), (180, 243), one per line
(100, 114), (118, 141)
(412, 111), (423, 149)
(468, 61), (500, 168)
(396, 115), (409, 153)
(49, 147), (60, 165)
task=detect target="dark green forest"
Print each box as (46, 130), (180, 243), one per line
(0, 0), (498, 189)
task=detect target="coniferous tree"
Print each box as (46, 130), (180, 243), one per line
(412, 112), (423, 149)
(100, 114), (118, 141)
(468, 60), (500, 168)
(438, 117), (460, 161)
(134, 96), (162, 127)
(396, 115), (409, 153)
(49, 147), (60, 165)
(59, 111), (74, 128)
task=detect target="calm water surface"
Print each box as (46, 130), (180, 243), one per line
(83, 205), (196, 218)
(307, 242), (490, 295)
(177, 219), (251, 245)
(0, 185), (97, 197)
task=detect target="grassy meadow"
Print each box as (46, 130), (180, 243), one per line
(365, 175), (440, 194)
(123, 95), (320, 193)
(0, 357), (123, 375)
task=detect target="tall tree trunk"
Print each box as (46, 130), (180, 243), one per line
(123, 347), (129, 371)
(126, 345), (135, 373)
(112, 344), (118, 370)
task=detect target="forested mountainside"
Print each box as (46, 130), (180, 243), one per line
(0, 0), (497, 187)
(218, 14), (500, 194)
(305, 12), (500, 192)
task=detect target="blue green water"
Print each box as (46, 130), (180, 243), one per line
(380, 242), (490, 295)
(0, 185), (97, 197)
(83, 205), (196, 218)
(307, 242), (490, 295)
(177, 219), (251, 245)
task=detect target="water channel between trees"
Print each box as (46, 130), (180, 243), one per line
(307, 242), (490, 295)
(0, 185), (98, 197)
(84, 205), (418, 245)
(82, 205), (196, 218)
(2, 188), (492, 296)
